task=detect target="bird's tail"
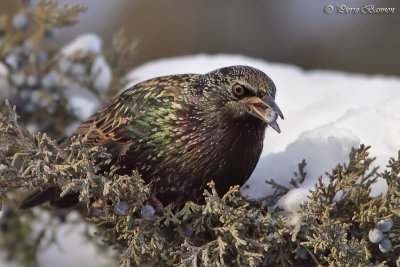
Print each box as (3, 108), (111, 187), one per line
(19, 186), (79, 209)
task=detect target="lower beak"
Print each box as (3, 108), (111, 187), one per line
(239, 95), (284, 133)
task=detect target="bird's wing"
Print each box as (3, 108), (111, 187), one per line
(71, 94), (134, 148)
(64, 74), (196, 153)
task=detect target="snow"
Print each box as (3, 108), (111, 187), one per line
(242, 125), (360, 199)
(59, 34), (110, 120)
(2, 53), (400, 267)
(61, 33), (102, 56)
(64, 87), (100, 120)
(278, 188), (310, 214)
(277, 187), (310, 226)
(91, 56), (112, 92)
(60, 33), (112, 92)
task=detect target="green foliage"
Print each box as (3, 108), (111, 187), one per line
(2, 101), (400, 266)
(0, 0), (135, 139)
(298, 146), (400, 267)
(0, 0), (87, 138)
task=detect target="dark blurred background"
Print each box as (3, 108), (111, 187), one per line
(2, 0), (400, 76)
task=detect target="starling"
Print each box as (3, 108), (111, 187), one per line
(19, 65), (283, 209)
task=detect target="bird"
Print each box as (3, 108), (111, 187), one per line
(19, 65), (283, 209)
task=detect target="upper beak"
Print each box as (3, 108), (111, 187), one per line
(239, 95), (284, 133)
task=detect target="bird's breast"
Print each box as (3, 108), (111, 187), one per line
(121, 114), (265, 203)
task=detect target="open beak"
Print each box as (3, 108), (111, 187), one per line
(239, 95), (284, 133)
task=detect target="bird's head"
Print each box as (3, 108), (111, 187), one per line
(193, 65), (284, 133)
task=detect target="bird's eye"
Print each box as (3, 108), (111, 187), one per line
(232, 84), (245, 97)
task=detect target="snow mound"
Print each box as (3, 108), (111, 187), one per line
(241, 125), (360, 199)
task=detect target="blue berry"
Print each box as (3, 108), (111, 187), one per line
(51, 91), (60, 101)
(5, 54), (19, 70)
(377, 218), (393, 233)
(141, 204), (155, 219)
(297, 247), (308, 260)
(45, 29), (59, 39)
(42, 71), (59, 89)
(27, 75), (40, 88)
(21, 41), (33, 57)
(59, 58), (72, 72)
(264, 109), (277, 124)
(379, 238), (392, 253)
(182, 224), (193, 237)
(368, 228), (383, 244)
(11, 72), (26, 87)
(16, 90), (31, 110)
(29, 91), (41, 105)
(114, 202), (128, 216)
(69, 63), (86, 76)
(1, 205), (13, 219)
(12, 13), (29, 30)
(37, 51), (48, 65)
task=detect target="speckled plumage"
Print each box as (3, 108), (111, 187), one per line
(20, 65), (283, 209)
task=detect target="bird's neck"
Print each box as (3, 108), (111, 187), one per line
(178, 100), (266, 164)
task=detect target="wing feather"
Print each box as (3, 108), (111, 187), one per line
(62, 74), (194, 155)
